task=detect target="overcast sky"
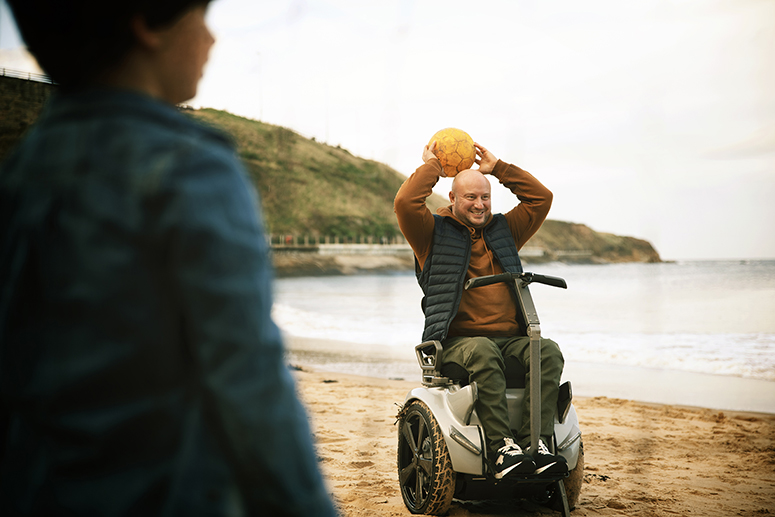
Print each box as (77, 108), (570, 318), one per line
(2, 0), (773, 260)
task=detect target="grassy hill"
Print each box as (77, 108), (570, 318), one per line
(0, 76), (660, 264)
(187, 109), (660, 263)
(188, 109), (447, 239)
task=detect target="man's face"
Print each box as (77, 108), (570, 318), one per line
(449, 170), (492, 228)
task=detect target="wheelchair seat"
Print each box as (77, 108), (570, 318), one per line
(417, 341), (572, 424)
(440, 357), (527, 389)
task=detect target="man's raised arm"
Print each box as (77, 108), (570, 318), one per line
(394, 142), (445, 267)
(491, 161), (553, 250)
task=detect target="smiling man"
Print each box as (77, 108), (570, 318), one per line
(394, 139), (566, 480)
(450, 168), (492, 228)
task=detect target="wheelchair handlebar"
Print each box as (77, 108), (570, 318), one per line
(464, 272), (567, 290)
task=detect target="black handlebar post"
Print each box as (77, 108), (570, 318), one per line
(463, 270), (567, 458)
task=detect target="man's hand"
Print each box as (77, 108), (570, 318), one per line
(423, 140), (446, 176)
(475, 142), (498, 174)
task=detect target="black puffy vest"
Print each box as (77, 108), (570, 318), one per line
(416, 214), (523, 342)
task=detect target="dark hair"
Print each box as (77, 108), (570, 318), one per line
(7, 0), (212, 89)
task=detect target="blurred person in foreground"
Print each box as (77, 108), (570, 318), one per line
(0, 1), (337, 515)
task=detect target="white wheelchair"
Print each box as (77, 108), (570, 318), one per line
(396, 272), (584, 515)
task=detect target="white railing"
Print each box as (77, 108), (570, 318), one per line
(0, 67), (55, 84)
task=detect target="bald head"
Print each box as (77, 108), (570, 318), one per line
(451, 169), (490, 195)
(449, 169), (492, 228)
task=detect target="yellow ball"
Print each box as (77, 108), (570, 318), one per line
(428, 128), (476, 177)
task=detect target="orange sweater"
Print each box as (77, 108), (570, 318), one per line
(394, 158), (553, 337)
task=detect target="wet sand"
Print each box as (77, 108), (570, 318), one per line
(285, 335), (775, 415)
(293, 367), (775, 517)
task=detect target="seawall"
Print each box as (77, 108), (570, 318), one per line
(0, 73), (56, 160)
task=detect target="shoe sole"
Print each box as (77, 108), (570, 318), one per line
(494, 460), (537, 479)
(533, 461), (569, 476)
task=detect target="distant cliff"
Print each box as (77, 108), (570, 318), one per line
(527, 220), (661, 264)
(1, 75), (661, 271)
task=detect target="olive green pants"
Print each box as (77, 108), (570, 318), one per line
(441, 335), (564, 454)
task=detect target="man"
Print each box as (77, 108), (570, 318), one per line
(394, 140), (567, 480)
(0, 1), (337, 515)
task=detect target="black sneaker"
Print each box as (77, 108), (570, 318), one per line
(493, 438), (536, 479)
(532, 439), (568, 476)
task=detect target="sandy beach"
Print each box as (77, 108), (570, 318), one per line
(292, 366), (775, 517)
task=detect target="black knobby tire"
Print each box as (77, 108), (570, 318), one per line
(397, 400), (456, 515)
(564, 440), (584, 509)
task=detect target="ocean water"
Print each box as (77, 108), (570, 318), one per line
(273, 260), (775, 410)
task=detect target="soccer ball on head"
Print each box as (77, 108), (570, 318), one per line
(428, 128), (476, 177)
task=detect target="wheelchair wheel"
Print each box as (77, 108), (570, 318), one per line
(548, 438), (584, 512)
(564, 439), (584, 509)
(397, 400), (455, 515)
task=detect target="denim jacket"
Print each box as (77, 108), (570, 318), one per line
(0, 90), (336, 516)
